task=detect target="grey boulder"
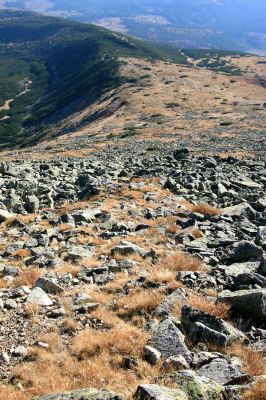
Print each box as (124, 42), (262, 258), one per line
(198, 358), (250, 386)
(134, 384), (188, 400)
(218, 289), (266, 323)
(35, 388), (123, 400)
(151, 318), (192, 363)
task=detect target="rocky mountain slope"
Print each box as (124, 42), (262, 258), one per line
(0, 9), (265, 400)
(0, 144), (265, 400)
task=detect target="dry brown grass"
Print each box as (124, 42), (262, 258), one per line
(13, 248), (32, 259)
(0, 278), (9, 288)
(162, 251), (205, 272)
(117, 289), (164, 318)
(188, 203), (221, 216)
(14, 269), (42, 288)
(242, 380), (266, 400)
(148, 268), (176, 284)
(226, 344), (265, 376)
(190, 228), (204, 239)
(0, 387), (27, 400)
(56, 262), (80, 277)
(90, 308), (122, 328)
(187, 293), (231, 319)
(72, 323), (149, 360)
(37, 331), (63, 354)
(165, 223), (179, 235)
(58, 223), (74, 232)
(13, 345), (177, 399)
(60, 318), (78, 334)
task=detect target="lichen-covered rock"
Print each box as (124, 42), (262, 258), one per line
(198, 358), (250, 385)
(167, 370), (228, 400)
(35, 388), (123, 400)
(134, 384), (188, 400)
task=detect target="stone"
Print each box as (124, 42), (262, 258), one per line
(27, 287), (53, 306)
(228, 241), (263, 263)
(151, 318), (192, 363)
(256, 227), (266, 249)
(164, 355), (190, 370)
(168, 370), (228, 400)
(111, 241), (146, 257)
(24, 195), (39, 213)
(0, 352), (10, 364)
(224, 262), (260, 278)
(35, 277), (64, 294)
(0, 208), (13, 222)
(198, 358), (250, 386)
(181, 305), (245, 346)
(4, 299), (18, 309)
(173, 148), (190, 160)
(221, 203), (251, 217)
(12, 345), (28, 357)
(218, 289), (266, 323)
(3, 265), (20, 277)
(154, 289), (187, 317)
(35, 388), (123, 400)
(134, 384), (188, 400)
(143, 345), (161, 366)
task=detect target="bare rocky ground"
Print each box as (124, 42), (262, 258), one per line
(0, 143), (265, 400)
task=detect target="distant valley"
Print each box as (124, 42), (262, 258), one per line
(0, 0), (266, 53)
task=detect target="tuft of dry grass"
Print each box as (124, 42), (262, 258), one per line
(0, 278), (9, 288)
(89, 308), (122, 328)
(14, 269), (41, 288)
(190, 228), (204, 239)
(56, 262), (80, 277)
(13, 249), (32, 259)
(242, 380), (266, 400)
(226, 344), (265, 376)
(116, 289), (164, 318)
(72, 323), (149, 360)
(0, 387), (27, 400)
(188, 293), (231, 319)
(162, 251), (205, 272)
(60, 318), (78, 334)
(58, 223), (74, 232)
(188, 203), (221, 216)
(147, 268), (176, 284)
(173, 293), (230, 320)
(165, 223), (179, 235)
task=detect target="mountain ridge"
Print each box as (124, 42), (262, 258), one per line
(1, 0), (266, 53)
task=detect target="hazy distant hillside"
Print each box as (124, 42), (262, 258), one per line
(1, 0), (266, 52)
